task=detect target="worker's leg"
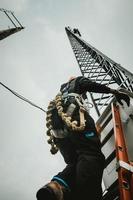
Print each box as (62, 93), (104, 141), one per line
(36, 164), (76, 200)
(73, 155), (105, 200)
(36, 181), (65, 200)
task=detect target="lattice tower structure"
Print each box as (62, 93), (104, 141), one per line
(65, 27), (133, 116)
(0, 8), (24, 40)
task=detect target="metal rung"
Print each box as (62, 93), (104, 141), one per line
(102, 180), (119, 200)
(101, 128), (114, 147)
(96, 103), (109, 106)
(94, 96), (112, 101)
(116, 160), (133, 172)
(104, 150), (116, 168)
(90, 74), (107, 78)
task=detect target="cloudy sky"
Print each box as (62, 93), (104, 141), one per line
(0, 0), (133, 199)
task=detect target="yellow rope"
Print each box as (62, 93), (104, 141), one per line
(46, 93), (86, 154)
(55, 93), (86, 131)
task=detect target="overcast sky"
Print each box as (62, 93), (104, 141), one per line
(0, 0), (133, 200)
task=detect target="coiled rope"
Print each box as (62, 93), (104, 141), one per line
(46, 93), (86, 154)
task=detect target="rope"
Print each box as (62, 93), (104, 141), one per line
(0, 81), (46, 113)
(46, 92), (86, 154)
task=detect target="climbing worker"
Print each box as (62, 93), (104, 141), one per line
(36, 76), (130, 200)
(73, 28), (81, 36)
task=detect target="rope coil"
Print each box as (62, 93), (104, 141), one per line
(46, 92), (86, 154)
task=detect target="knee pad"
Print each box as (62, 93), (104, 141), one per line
(36, 181), (65, 200)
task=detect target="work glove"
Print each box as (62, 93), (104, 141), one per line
(114, 91), (130, 106)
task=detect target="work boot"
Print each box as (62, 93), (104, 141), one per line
(36, 181), (65, 200)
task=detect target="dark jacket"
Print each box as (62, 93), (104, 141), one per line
(55, 76), (108, 163)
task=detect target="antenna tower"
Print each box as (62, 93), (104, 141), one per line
(65, 27), (133, 116)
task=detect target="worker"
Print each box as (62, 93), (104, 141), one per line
(36, 76), (130, 200)
(73, 28), (81, 36)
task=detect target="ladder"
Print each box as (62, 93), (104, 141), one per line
(96, 93), (133, 200)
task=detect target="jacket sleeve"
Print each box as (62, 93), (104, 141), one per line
(77, 76), (111, 94)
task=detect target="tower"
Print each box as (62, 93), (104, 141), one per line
(0, 8), (24, 40)
(65, 27), (133, 200)
(65, 27), (133, 117)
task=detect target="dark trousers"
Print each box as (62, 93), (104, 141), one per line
(52, 154), (105, 200)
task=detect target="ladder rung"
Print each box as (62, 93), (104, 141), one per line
(101, 128), (114, 147)
(104, 150), (116, 168)
(94, 95), (111, 101)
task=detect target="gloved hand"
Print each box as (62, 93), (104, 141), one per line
(114, 91), (130, 106)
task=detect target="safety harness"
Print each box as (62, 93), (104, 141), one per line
(46, 79), (89, 154)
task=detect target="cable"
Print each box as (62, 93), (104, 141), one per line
(0, 81), (46, 113)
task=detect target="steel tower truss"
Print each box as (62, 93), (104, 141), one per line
(0, 8), (24, 40)
(65, 27), (133, 116)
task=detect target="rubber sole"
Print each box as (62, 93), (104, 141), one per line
(36, 187), (56, 200)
